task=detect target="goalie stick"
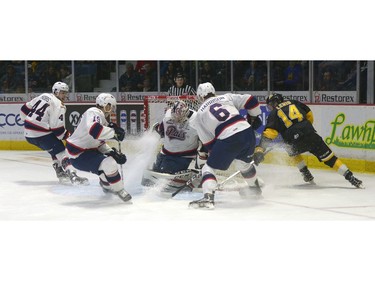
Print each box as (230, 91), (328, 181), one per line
(171, 147), (274, 197)
(170, 170), (201, 198)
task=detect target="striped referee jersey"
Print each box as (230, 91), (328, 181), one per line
(167, 84), (196, 96)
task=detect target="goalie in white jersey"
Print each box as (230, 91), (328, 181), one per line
(188, 82), (264, 209)
(65, 93), (131, 202)
(20, 81), (88, 185)
(142, 100), (206, 191)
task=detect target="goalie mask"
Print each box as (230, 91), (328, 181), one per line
(96, 93), (117, 117)
(171, 100), (189, 123)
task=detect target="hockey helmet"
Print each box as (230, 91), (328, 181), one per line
(266, 92), (284, 110)
(52, 81), (69, 101)
(196, 82), (215, 102)
(96, 93), (117, 115)
(171, 100), (189, 123)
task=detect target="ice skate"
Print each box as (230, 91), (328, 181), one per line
(239, 178), (263, 199)
(300, 167), (315, 184)
(116, 189), (132, 202)
(67, 170), (89, 185)
(189, 193), (215, 209)
(344, 171), (363, 188)
(99, 180), (132, 202)
(52, 163), (70, 184)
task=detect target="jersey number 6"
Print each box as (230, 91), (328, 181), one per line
(209, 103), (230, 121)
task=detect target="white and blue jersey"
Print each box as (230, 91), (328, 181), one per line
(20, 93), (68, 140)
(159, 108), (199, 158)
(66, 107), (115, 158)
(190, 93), (261, 150)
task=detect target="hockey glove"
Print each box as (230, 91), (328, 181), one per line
(106, 147), (127, 164)
(247, 114), (262, 131)
(108, 122), (125, 141)
(195, 141), (208, 169)
(253, 146), (265, 166)
(152, 122), (164, 138)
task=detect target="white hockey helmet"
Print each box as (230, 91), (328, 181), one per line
(171, 100), (189, 123)
(52, 81), (69, 101)
(196, 82), (215, 102)
(96, 93), (117, 115)
(52, 81), (69, 95)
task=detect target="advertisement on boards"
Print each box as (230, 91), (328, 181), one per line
(65, 103), (144, 134)
(0, 103), (24, 140)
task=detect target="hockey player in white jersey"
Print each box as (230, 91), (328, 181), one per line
(20, 81), (88, 185)
(141, 100), (206, 192)
(188, 82), (263, 209)
(65, 93), (131, 202)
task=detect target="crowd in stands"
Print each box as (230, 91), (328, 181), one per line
(0, 60), (360, 95)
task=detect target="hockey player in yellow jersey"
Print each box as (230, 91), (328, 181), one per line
(254, 92), (363, 188)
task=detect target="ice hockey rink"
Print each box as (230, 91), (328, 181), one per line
(1, 132), (374, 221)
(1, 133), (375, 281)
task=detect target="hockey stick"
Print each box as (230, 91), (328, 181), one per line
(116, 138), (125, 183)
(216, 147), (274, 191)
(171, 147), (274, 197)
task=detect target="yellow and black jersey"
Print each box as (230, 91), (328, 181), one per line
(263, 100), (316, 144)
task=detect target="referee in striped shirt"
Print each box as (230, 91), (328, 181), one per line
(167, 73), (196, 96)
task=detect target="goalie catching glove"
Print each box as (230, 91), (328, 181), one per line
(108, 122), (125, 141)
(253, 146), (265, 166)
(106, 147), (127, 164)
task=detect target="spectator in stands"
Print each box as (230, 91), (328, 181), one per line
(243, 61), (267, 91)
(176, 61), (193, 80)
(60, 66), (72, 89)
(0, 64), (23, 93)
(42, 64), (60, 90)
(337, 63), (357, 91)
(275, 61), (303, 91)
(140, 63), (157, 91)
(233, 61), (248, 90)
(119, 63), (143, 92)
(167, 73), (196, 96)
(199, 61), (215, 84)
(135, 61), (156, 76)
(161, 62), (177, 91)
(142, 77), (156, 92)
(319, 70), (338, 91)
(211, 61), (230, 91)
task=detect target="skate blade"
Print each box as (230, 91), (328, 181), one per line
(188, 202), (215, 210)
(58, 178), (73, 185)
(71, 179), (90, 186)
(355, 183), (364, 189)
(118, 194), (132, 203)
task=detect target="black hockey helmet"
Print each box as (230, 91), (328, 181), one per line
(266, 92), (284, 109)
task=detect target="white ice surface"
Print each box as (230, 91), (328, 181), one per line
(1, 138), (375, 281)
(0, 149), (374, 221)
